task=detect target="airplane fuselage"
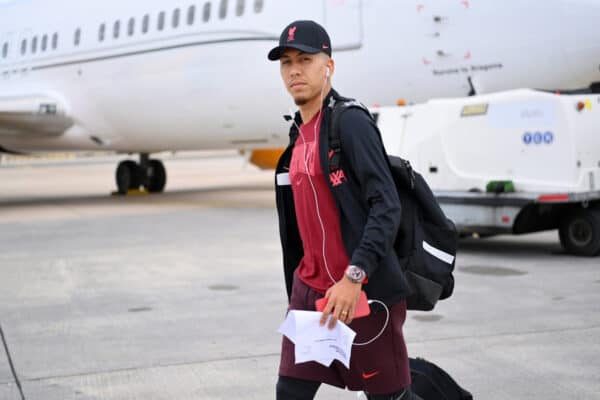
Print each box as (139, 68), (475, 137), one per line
(1, 0), (599, 154)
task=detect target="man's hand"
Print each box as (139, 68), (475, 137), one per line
(319, 277), (362, 329)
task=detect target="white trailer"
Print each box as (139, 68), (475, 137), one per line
(374, 89), (600, 256)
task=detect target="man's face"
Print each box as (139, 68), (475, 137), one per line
(279, 49), (332, 106)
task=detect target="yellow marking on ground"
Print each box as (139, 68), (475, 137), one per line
(110, 189), (149, 196)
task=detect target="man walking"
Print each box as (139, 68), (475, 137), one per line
(270, 20), (419, 400)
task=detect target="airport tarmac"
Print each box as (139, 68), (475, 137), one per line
(0, 152), (599, 400)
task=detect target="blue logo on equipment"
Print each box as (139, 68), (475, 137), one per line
(523, 131), (554, 145)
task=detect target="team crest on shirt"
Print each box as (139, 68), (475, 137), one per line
(328, 150), (347, 187)
(329, 169), (347, 187)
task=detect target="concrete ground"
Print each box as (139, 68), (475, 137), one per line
(0, 152), (599, 400)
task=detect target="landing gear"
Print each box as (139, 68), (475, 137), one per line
(559, 207), (600, 256)
(146, 159), (166, 193)
(116, 160), (142, 194)
(115, 154), (167, 194)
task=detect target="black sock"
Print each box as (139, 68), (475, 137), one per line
(276, 376), (321, 400)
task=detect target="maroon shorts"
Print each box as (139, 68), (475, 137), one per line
(279, 272), (411, 394)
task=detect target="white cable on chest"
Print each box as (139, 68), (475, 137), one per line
(289, 70), (390, 346)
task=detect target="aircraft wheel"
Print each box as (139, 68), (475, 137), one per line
(116, 160), (141, 194)
(559, 208), (600, 256)
(146, 159), (167, 193)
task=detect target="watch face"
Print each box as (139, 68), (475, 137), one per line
(346, 266), (365, 282)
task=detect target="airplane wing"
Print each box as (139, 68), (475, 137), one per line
(0, 95), (73, 138)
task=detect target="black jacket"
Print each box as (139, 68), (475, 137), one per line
(275, 89), (410, 306)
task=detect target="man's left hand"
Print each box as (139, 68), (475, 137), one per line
(319, 277), (362, 329)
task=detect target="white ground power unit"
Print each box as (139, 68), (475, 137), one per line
(375, 89), (600, 256)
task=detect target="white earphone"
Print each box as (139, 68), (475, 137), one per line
(325, 66), (330, 78)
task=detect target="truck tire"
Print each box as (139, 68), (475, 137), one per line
(559, 208), (600, 256)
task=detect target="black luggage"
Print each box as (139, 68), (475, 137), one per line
(329, 97), (458, 311)
(410, 357), (473, 400)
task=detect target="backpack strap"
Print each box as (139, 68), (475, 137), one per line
(328, 98), (416, 189)
(328, 97), (373, 171)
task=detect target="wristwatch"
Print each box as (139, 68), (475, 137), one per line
(345, 265), (367, 284)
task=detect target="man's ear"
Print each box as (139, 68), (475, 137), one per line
(327, 58), (335, 77)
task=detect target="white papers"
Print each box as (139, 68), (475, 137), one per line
(278, 310), (356, 368)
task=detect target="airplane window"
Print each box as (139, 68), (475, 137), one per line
(172, 8), (181, 28)
(187, 5), (196, 25)
(158, 11), (166, 31)
(254, 0), (263, 13)
(203, 3), (211, 22)
(236, 0), (244, 16)
(113, 20), (121, 39)
(20, 39), (26, 55)
(52, 33), (58, 50)
(41, 35), (48, 52)
(142, 14), (150, 34)
(31, 36), (38, 54)
(219, 0), (228, 19)
(99, 23), (106, 42)
(128, 18), (135, 36)
(74, 28), (81, 46)
(2, 43), (8, 58)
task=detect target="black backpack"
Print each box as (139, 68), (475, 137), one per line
(329, 98), (458, 311)
(410, 357), (473, 400)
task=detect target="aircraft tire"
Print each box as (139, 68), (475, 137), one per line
(558, 207), (600, 257)
(116, 160), (141, 194)
(146, 159), (167, 193)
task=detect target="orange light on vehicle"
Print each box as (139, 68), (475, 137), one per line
(397, 99), (407, 106)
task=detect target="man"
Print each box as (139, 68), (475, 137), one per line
(270, 20), (419, 400)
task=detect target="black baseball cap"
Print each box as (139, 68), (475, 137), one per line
(268, 20), (332, 61)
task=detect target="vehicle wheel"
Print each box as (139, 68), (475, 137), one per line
(559, 208), (600, 256)
(116, 160), (141, 194)
(146, 159), (167, 193)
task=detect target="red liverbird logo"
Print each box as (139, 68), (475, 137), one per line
(287, 26), (297, 42)
(329, 170), (347, 187)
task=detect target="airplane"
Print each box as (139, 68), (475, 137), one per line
(1, 0), (599, 194)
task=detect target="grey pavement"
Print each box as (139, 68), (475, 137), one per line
(0, 154), (599, 399)
(0, 336), (13, 384)
(0, 385), (20, 400)
(0, 334), (19, 400)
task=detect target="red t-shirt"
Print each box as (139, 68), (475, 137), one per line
(289, 111), (349, 294)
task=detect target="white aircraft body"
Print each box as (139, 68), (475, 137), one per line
(1, 0), (599, 192)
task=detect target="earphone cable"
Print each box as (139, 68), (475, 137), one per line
(290, 67), (389, 345)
